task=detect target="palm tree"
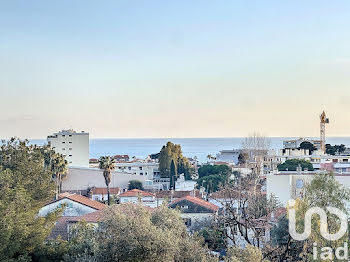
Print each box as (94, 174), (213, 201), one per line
(207, 154), (212, 162)
(99, 156), (116, 206)
(50, 153), (68, 199)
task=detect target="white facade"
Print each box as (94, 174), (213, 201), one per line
(119, 196), (156, 207)
(267, 171), (350, 206)
(39, 198), (97, 217)
(47, 129), (89, 168)
(114, 162), (159, 188)
(216, 149), (241, 164)
(175, 174), (197, 191)
(62, 167), (147, 192)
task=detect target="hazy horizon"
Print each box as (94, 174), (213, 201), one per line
(1, 1), (350, 138)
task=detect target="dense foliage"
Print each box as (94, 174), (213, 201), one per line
(298, 141), (316, 154)
(0, 139), (59, 261)
(64, 204), (217, 262)
(326, 144), (346, 155)
(277, 159), (314, 171)
(196, 164), (231, 192)
(158, 142), (193, 180)
(198, 164), (231, 178)
(128, 180), (144, 190)
(266, 173), (350, 261)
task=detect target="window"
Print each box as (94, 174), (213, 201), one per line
(128, 167), (131, 170)
(183, 218), (191, 227)
(62, 135), (65, 137)
(62, 148), (65, 150)
(62, 141), (66, 144)
(140, 172), (143, 175)
(69, 148), (72, 150)
(69, 135), (72, 137)
(69, 141), (72, 144)
(139, 167), (142, 170)
(69, 155), (72, 157)
(296, 179), (304, 189)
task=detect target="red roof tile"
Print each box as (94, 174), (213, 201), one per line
(119, 189), (154, 197)
(91, 187), (120, 195)
(46, 193), (106, 210)
(170, 196), (219, 212)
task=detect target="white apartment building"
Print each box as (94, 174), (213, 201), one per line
(216, 149), (241, 164)
(47, 129), (89, 168)
(283, 138), (321, 150)
(267, 170), (350, 206)
(114, 162), (160, 189)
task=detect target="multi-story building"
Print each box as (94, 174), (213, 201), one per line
(47, 129), (89, 168)
(283, 138), (321, 150)
(216, 149), (241, 164)
(114, 162), (159, 189)
(267, 170), (350, 206)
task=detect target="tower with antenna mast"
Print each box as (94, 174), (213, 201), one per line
(320, 111), (329, 153)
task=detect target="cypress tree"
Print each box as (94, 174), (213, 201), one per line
(170, 159), (177, 189)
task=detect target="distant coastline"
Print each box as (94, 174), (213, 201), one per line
(25, 137), (350, 163)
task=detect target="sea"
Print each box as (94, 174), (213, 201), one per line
(26, 137), (350, 163)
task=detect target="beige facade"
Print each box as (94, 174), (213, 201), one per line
(62, 167), (147, 192)
(48, 129), (89, 167)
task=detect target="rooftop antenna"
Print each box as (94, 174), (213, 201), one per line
(320, 111), (329, 153)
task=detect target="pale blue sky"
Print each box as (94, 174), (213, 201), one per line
(1, 1), (350, 138)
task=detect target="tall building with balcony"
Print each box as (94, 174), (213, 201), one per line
(47, 129), (89, 167)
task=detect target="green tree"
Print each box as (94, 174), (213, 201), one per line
(42, 146), (68, 198)
(158, 142), (192, 180)
(277, 159), (314, 171)
(268, 173), (350, 262)
(99, 156), (116, 206)
(51, 154), (68, 198)
(298, 141), (316, 154)
(128, 180), (144, 190)
(198, 164), (231, 178)
(67, 204), (217, 262)
(225, 245), (270, 262)
(326, 144), (346, 155)
(169, 159), (177, 189)
(196, 174), (229, 193)
(0, 138), (58, 261)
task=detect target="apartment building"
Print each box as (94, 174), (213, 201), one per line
(47, 129), (89, 167)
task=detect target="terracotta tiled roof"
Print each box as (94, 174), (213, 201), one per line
(113, 155), (129, 159)
(91, 187), (120, 195)
(119, 189), (154, 197)
(46, 193), (106, 210)
(170, 196), (219, 212)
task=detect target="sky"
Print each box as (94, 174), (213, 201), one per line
(1, 0), (350, 139)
